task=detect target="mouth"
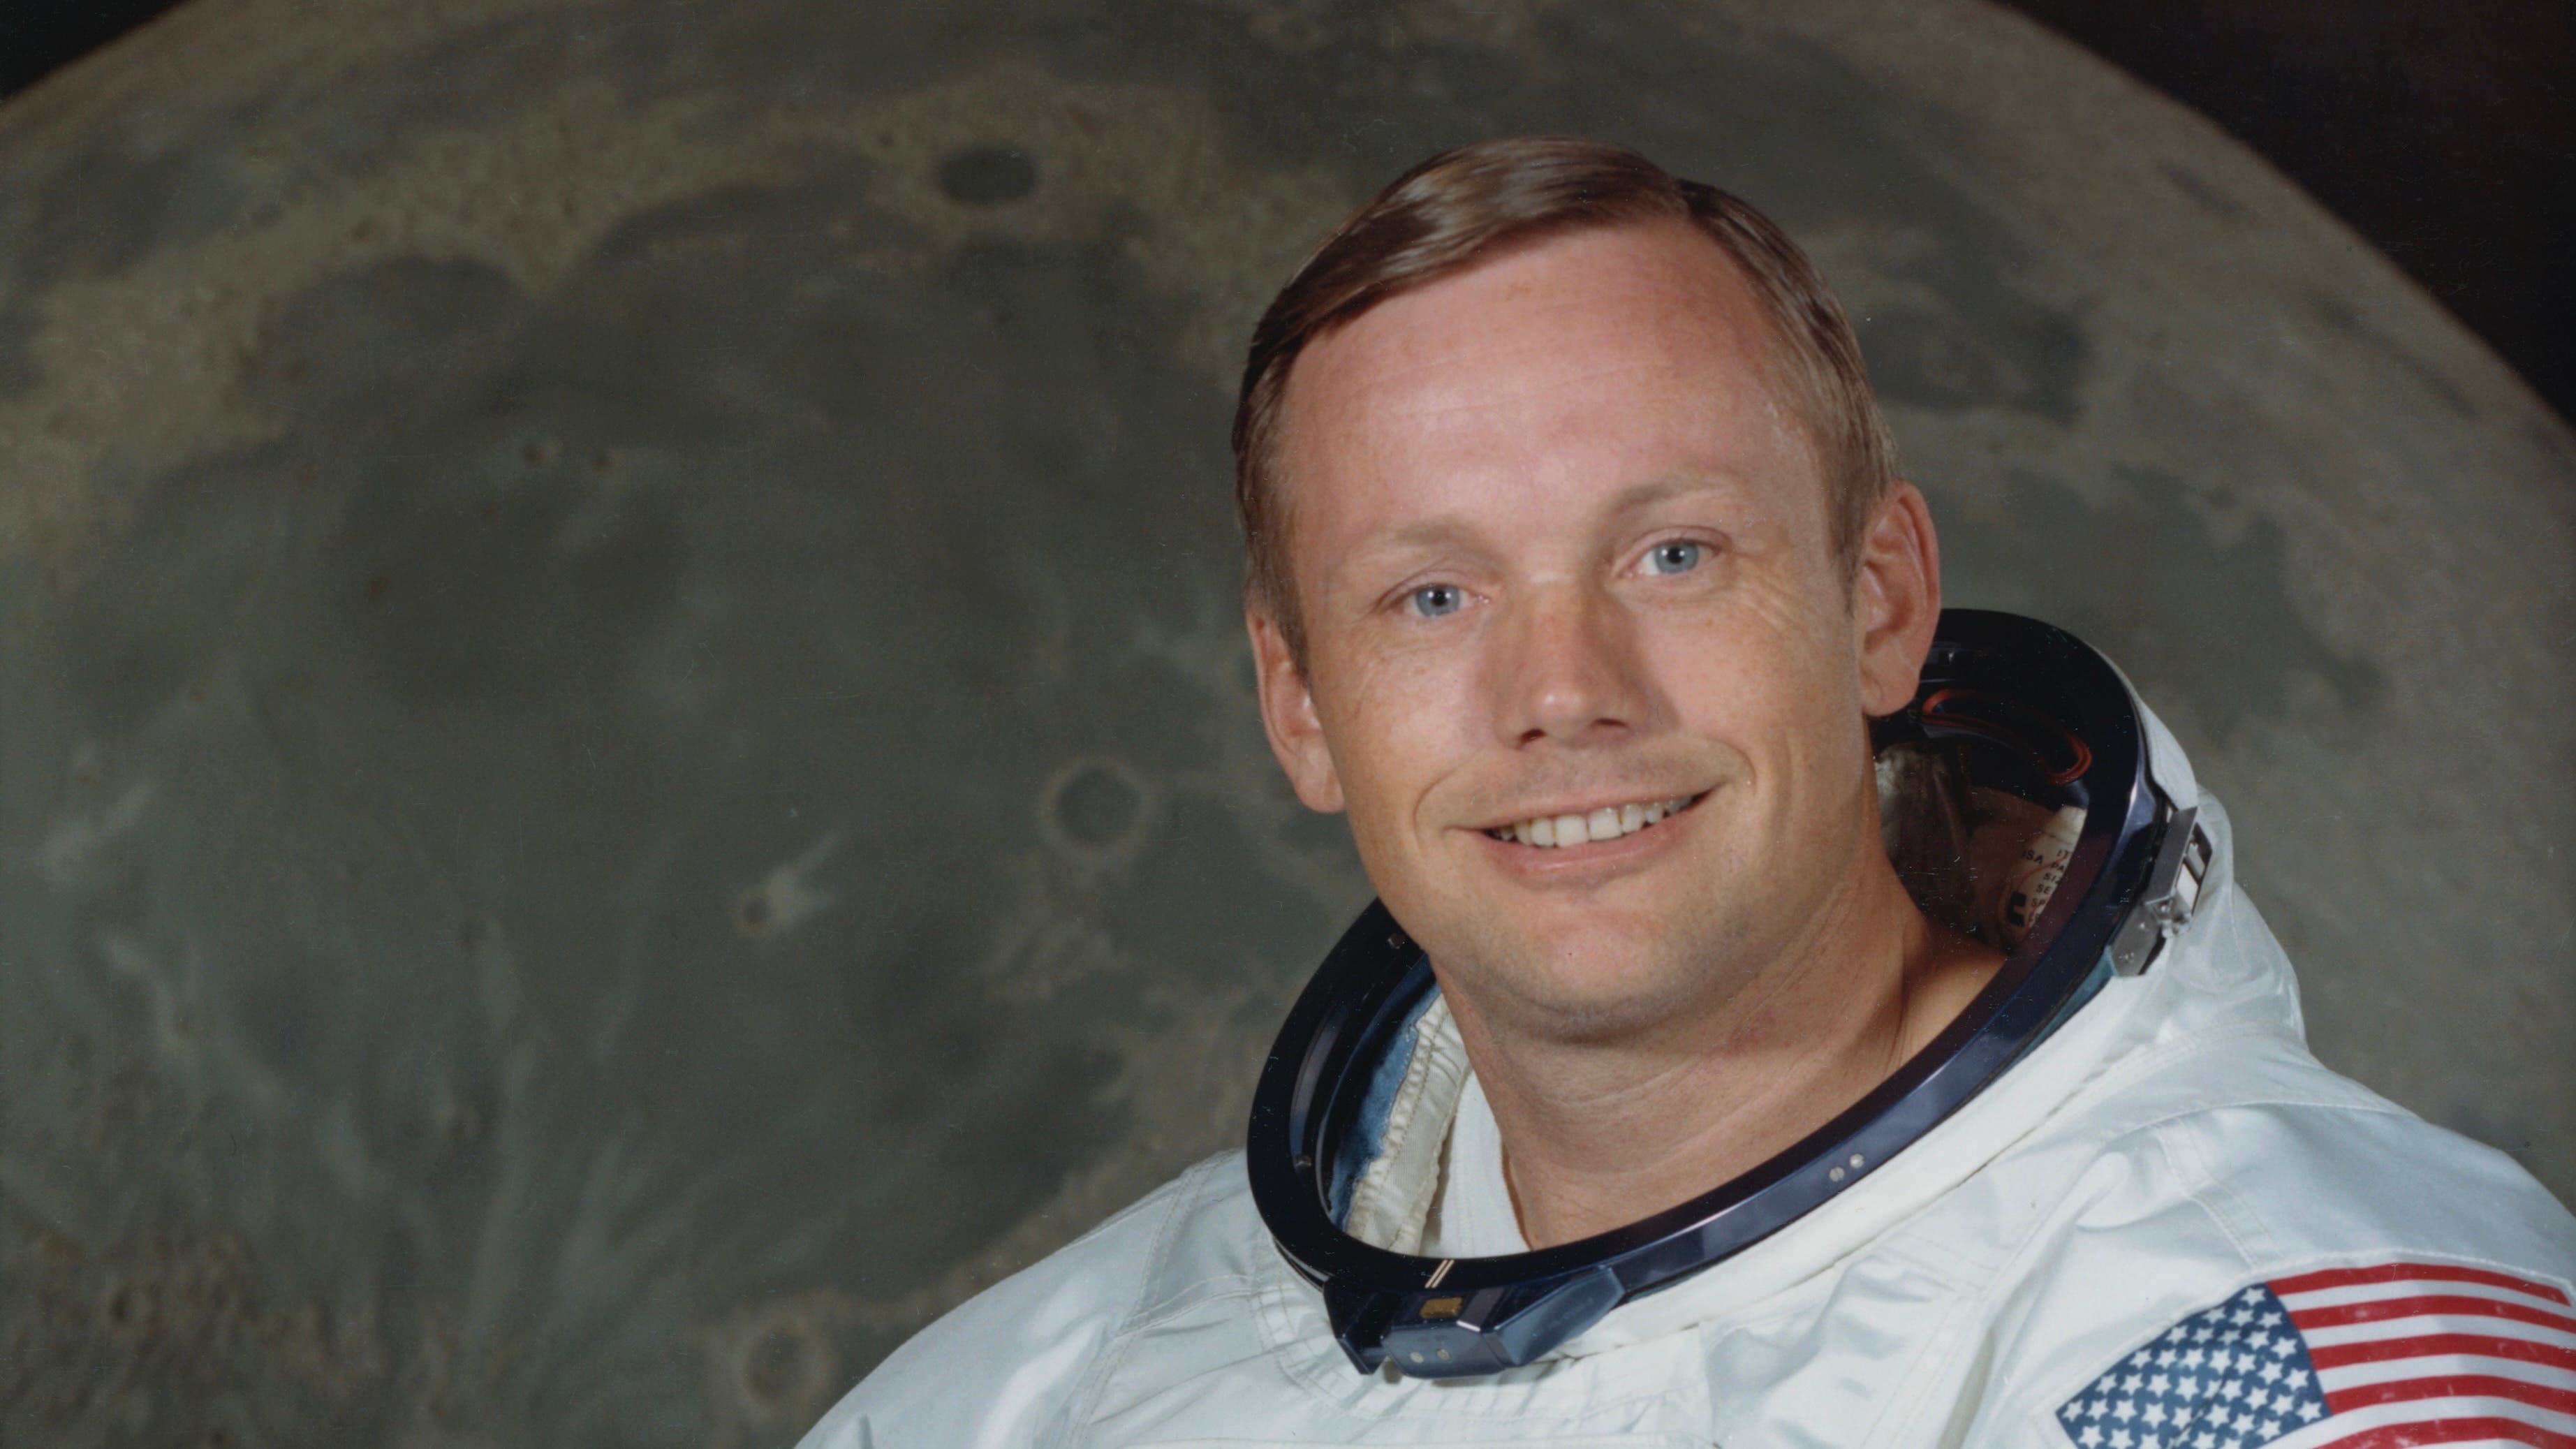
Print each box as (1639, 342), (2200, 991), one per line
(1480, 792), (1706, 849)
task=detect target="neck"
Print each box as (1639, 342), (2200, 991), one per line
(1443, 852), (2002, 1250)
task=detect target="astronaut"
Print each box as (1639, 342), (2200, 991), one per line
(801, 137), (2575, 1446)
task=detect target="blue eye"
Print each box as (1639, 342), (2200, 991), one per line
(1645, 540), (1705, 575)
(1408, 584), (1465, 618)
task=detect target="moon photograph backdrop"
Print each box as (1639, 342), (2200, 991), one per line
(2, 1), (2568, 1443)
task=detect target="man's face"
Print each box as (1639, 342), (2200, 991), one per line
(1252, 221), (1934, 1040)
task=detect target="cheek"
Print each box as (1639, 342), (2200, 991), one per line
(1315, 642), (1477, 831)
(1655, 587), (1866, 764)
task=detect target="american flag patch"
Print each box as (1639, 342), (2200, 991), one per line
(2055, 1261), (2576, 1448)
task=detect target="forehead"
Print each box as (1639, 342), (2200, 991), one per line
(1272, 220), (1811, 559)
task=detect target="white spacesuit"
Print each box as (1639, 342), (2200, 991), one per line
(801, 683), (2576, 1448)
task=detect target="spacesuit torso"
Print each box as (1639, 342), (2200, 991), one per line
(802, 651), (2576, 1448)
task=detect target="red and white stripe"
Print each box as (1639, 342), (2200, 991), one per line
(2269, 1263), (2576, 1449)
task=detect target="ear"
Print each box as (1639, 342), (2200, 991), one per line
(1852, 480), (1943, 717)
(1248, 607), (1347, 814)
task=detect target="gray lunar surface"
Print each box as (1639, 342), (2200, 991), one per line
(2, 0), (2570, 1442)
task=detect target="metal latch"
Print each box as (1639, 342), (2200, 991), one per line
(2108, 804), (2212, 976)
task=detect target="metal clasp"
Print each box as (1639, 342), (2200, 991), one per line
(2109, 804), (2212, 976)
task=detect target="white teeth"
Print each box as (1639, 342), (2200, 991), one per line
(1494, 795), (1696, 848)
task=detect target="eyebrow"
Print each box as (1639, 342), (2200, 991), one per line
(1361, 515), (1484, 558)
(1598, 471), (1746, 517)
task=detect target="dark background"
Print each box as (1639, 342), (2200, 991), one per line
(5, 0), (2570, 425)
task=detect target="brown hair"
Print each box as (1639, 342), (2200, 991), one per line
(1232, 135), (1898, 661)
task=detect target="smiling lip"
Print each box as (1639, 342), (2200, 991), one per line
(1480, 791), (1708, 849)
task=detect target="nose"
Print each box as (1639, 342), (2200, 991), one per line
(1493, 583), (1658, 748)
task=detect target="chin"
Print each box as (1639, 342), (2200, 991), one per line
(1442, 911), (1722, 1043)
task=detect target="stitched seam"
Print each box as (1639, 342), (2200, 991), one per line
(1059, 1156), (1222, 1444)
(1940, 1082), (2378, 1369)
(1906, 1110), (2258, 1448)
(2014, 1192), (2258, 1448)
(1112, 1277), (1265, 1339)
(2040, 1022), (2318, 1126)
(2161, 1116), (2280, 1263)
(1911, 1181), (2170, 1449)
(2089, 1094), (2413, 1159)
(1855, 1288), (1990, 1448)
(2026, 1015), (2406, 1157)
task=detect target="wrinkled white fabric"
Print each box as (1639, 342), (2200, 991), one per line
(800, 703), (2575, 1448)
(1346, 994), (1469, 1256)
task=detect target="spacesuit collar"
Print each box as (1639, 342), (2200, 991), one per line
(1299, 696), (2295, 1369)
(1250, 610), (2239, 1379)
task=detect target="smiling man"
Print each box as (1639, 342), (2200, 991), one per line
(803, 138), (2574, 1447)
(1244, 199), (2003, 1258)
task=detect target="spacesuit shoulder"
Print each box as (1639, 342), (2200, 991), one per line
(795, 1151), (1255, 1449)
(1972, 1054), (2575, 1447)
(2149, 1076), (2576, 1283)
